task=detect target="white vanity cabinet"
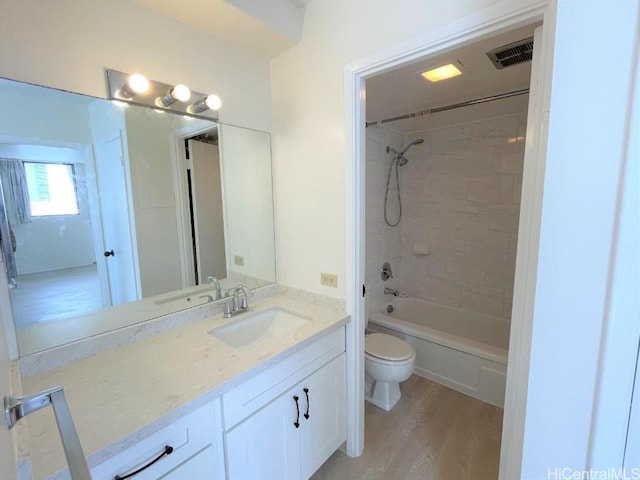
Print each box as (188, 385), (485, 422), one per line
(224, 328), (346, 480)
(81, 327), (346, 480)
(89, 401), (225, 480)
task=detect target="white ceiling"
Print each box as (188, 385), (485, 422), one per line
(130, 0), (307, 58)
(366, 24), (539, 132)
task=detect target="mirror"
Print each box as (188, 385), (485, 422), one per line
(0, 78), (276, 356)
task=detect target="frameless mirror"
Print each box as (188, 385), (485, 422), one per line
(0, 78), (276, 356)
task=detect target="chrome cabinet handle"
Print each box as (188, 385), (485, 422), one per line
(293, 395), (300, 428)
(114, 445), (174, 480)
(303, 388), (310, 420)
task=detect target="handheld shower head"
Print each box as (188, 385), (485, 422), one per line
(385, 138), (424, 164)
(392, 138), (425, 166)
(400, 138), (425, 155)
(383, 138), (424, 227)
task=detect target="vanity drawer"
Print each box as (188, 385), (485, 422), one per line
(90, 400), (223, 480)
(222, 326), (345, 429)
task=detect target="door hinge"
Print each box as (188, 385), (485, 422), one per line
(362, 284), (366, 297)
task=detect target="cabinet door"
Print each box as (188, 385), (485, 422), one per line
(226, 390), (301, 480)
(299, 353), (347, 479)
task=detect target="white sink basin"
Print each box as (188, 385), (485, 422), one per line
(209, 308), (311, 348)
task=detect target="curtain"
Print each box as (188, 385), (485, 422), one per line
(0, 159), (31, 224)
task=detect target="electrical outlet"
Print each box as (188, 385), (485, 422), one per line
(234, 255), (244, 266)
(320, 272), (338, 288)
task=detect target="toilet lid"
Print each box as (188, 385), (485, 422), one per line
(365, 333), (413, 361)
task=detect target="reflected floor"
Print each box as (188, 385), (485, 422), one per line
(312, 375), (503, 480)
(11, 265), (102, 328)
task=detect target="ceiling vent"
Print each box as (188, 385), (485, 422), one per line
(486, 37), (534, 69)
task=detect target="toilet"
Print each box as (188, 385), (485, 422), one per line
(364, 332), (416, 411)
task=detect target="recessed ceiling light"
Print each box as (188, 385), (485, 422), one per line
(421, 64), (462, 82)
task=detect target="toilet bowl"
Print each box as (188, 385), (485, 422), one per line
(364, 333), (416, 411)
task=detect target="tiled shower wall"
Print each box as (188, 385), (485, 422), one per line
(365, 126), (404, 311)
(366, 112), (526, 320)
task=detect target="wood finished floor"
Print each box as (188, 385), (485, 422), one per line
(312, 375), (503, 480)
(11, 265), (102, 328)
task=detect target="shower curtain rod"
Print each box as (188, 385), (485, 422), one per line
(365, 88), (530, 128)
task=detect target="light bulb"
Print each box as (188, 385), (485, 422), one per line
(119, 73), (149, 98)
(204, 94), (222, 111)
(172, 84), (191, 102)
(158, 84), (192, 107)
(128, 74), (149, 93)
(190, 94), (222, 114)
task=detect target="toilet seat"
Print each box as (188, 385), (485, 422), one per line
(365, 333), (414, 362)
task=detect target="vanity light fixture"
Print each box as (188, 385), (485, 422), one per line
(157, 84), (191, 107)
(105, 69), (220, 121)
(190, 94), (222, 114)
(118, 73), (149, 98)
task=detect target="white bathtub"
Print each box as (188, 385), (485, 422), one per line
(368, 297), (510, 407)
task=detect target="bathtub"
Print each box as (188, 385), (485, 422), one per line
(368, 297), (510, 407)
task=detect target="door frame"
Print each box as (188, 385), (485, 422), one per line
(0, 134), (109, 358)
(169, 123), (220, 289)
(92, 133), (141, 304)
(343, 0), (553, 475)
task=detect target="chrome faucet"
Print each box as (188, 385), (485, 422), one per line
(207, 275), (224, 300)
(384, 287), (400, 296)
(224, 284), (250, 318)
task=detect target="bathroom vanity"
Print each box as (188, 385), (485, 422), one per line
(17, 291), (349, 479)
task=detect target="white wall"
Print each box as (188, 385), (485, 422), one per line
(123, 107), (197, 298)
(270, 0), (502, 298)
(219, 125), (276, 283)
(0, 0), (272, 132)
(519, 2), (640, 477)
(0, 89), (93, 146)
(0, 94), (98, 275)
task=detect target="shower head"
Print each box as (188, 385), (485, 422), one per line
(394, 138), (424, 167)
(399, 138), (425, 155)
(385, 138), (424, 166)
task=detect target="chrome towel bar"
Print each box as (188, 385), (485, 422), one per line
(4, 386), (92, 480)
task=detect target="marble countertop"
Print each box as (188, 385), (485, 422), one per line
(20, 290), (349, 479)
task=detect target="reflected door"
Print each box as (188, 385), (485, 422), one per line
(188, 139), (226, 283)
(94, 136), (138, 305)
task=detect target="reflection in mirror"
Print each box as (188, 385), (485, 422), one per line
(0, 78), (276, 356)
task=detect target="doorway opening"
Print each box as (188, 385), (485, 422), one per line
(358, 23), (537, 476)
(341, 3), (554, 479)
(0, 141), (111, 351)
(182, 128), (227, 287)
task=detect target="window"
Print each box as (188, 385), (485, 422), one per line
(24, 162), (79, 216)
